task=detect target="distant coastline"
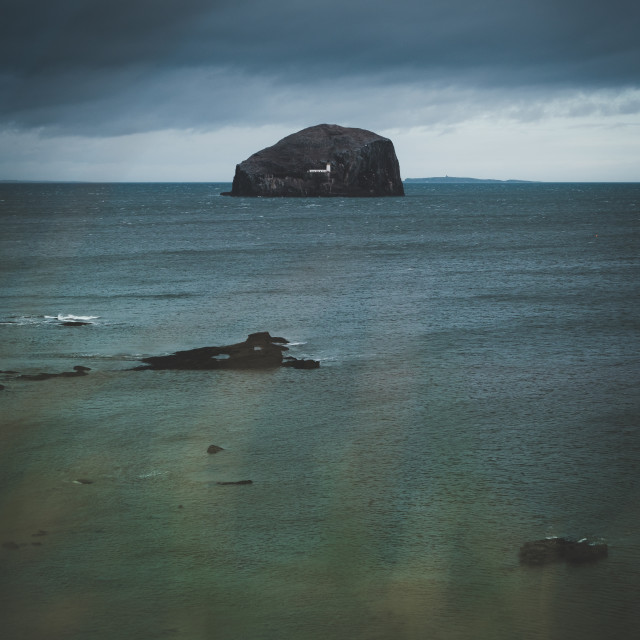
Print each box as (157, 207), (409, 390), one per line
(404, 176), (536, 184)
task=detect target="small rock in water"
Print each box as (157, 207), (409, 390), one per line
(59, 366), (91, 377)
(216, 480), (253, 486)
(207, 445), (224, 454)
(519, 537), (608, 565)
(73, 478), (93, 485)
(282, 357), (320, 369)
(19, 365), (91, 381)
(2, 541), (20, 550)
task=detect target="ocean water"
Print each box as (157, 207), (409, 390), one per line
(1, 182), (639, 639)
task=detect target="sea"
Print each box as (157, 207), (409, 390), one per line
(1, 182), (639, 640)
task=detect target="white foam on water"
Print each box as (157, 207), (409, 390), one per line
(137, 470), (168, 479)
(1, 315), (44, 325)
(54, 314), (100, 322)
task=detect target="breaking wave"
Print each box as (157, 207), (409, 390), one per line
(1, 314), (101, 326)
(47, 314), (100, 322)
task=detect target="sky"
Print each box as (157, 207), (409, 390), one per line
(1, 0), (639, 182)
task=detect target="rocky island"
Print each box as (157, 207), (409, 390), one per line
(223, 124), (404, 197)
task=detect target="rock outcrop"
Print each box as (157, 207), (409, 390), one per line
(134, 332), (319, 371)
(223, 124), (404, 197)
(18, 365), (91, 381)
(519, 537), (608, 565)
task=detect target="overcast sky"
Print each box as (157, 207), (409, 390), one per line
(1, 0), (638, 181)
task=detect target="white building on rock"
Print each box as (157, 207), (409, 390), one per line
(308, 163), (331, 174)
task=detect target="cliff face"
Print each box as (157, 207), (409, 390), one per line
(225, 124), (404, 197)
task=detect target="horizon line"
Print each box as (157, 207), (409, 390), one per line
(2, 179), (639, 185)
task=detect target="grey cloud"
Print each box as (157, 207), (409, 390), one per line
(1, 0), (639, 135)
(4, 0), (637, 81)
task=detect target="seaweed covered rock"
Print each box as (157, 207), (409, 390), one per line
(519, 537), (608, 565)
(224, 124), (404, 197)
(134, 332), (319, 371)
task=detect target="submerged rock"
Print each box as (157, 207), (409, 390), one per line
(2, 541), (20, 550)
(224, 124), (404, 197)
(134, 332), (319, 371)
(207, 445), (224, 454)
(216, 480), (253, 486)
(519, 537), (608, 565)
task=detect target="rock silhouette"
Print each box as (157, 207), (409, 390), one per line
(134, 332), (319, 371)
(519, 537), (608, 565)
(224, 124), (404, 197)
(18, 365), (91, 381)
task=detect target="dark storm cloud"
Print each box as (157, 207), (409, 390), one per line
(1, 0), (639, 134)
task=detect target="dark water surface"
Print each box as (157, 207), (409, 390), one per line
(1, 183), (639, 639)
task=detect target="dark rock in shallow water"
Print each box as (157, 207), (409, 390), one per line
(216, 480), (253, 486)
(282, 357), (320, 369)
(134, 332), (319, 371)
(19, 365), (91, 381)
(519, 537), (608, 565)
(59, 366), (91, 377)
(224, 124), (404, 197)
(2, 541), (20, 550)
(207, 445), (224, 454)
(62, 321), (91, 326)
